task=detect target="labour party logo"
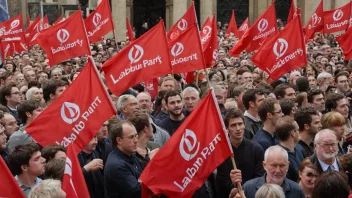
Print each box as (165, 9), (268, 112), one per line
(179, 129), (200, 161)
(61, 102), (80, 124)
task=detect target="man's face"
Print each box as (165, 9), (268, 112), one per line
(183, 91), (200, 113)
(263, 151), (289, 185)
(0, 124), (6, 150)
(284, 88), (296, 99)
(336, 75), (350, 93)
(324, 47), (332, 57)
(8, 87), (21, 105)
(218, 49), (226, 59)
(30, 88), (43, 102)
(312, 94), (325, 112)
(26, 151), (46, 176)
(270, 103), (284, 125)
(308, 76), (317, 88)
(3, 113), (18, 137)
(97, 121), (109, 140)
(38, 73), (48, 84)
(227, 117), (245, 140)
(85, 136), (98, 153)
(51, 71), (62, 80)
(315, 133), (338, 162)
(166, 95), (183, 116)
(293, 121), (300, 143)
(28, 106), (44, 123)
(307, 115), (322, 135)
(15, 74), (25, 84)
(215, 90), (226, 105)
(5, 64), (13, 72)
(334, 98), (349, 118)
(160, 80), (175, 91)
(63, 63), (73, 74)
(118, 124), (138, 155)
(53, 86), (66, 100)
(254, 94), (265, 110)
(136, 93), (152, 114)
(25, 70), (36, 82)
(122, 97), (139, 117)
(242, 72), (253, 85)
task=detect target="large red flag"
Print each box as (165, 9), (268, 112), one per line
(305, 0), (323, 40)
(140, 89), (233, 197)
(238, 17), (249, 38)
(26, 15), (42, 46)
(85, 0), (114, 43)
(25, 57), (116, 151)
(203, 15), (218, 67)
(323, 2), (351, 34)
(62, 144), (90, 198)
(126, 17), (134, 41)
(167, 3), (197, 41)
(25, 14), (40, 35)
(168, 25), (205, 74)
(102, 20), (172, 96)
(252, 14), (307, 80)
(287, 0), (296, 24)
(36, 10), (91, 66)
(226, 10), (239, 38)
(200, 17), (212, 50)
(144, 78), (159, 100)
(336, 27), (352, 60)
(1, 39), (16, 59)
(53, 15), (64, 26)
(0, 13), (26, 43)
(0, 156), (25, 198)
(42, 15), (51, 30)
(230, 3), (277, 56)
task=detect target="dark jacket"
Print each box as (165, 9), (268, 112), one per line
(0, 150), (7, 163)
(252, 129), (279, 151)
(280, 144), (305, 182)
(216, 138), (265, 198)
(298, 140), (314, 158)
(104, 148), (143, 198)
(96, 140), (113, 165)
(244, 115), (262, 139)
(7, 107), (21, 125)
(309, 153), (343, 174)
(158, 116), (186, 136)
(243, 174), (305, 198)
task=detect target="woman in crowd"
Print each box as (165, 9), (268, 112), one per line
(298, 158), (319, 198)
(321, 112), (346, 155)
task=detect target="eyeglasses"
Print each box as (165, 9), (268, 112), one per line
(11, 92), (20, 95)
(272, 109), (283, 114)
(122, 134), (139, 140)
(316, 142), (338, 149)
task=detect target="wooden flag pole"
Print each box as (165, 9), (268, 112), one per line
(231, 155), (246, 198)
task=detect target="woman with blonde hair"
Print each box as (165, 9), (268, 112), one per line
(321, 112), (346, 155)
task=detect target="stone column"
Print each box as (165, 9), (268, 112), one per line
(172, 0), (187, 25)
(111, 0), (126, 41)
(334, 0), (349, 8)
(298, 0), (321, 26)
(165, 0), (173, 30)
(249, 0), (270, 25)
(200, 0), (213, 26)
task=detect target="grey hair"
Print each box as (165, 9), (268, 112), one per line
(255, 184), (285, 198)
(28, 179), (62, 198)
(317, 72), (332, 82)
(137, 91), (151, 100)
(182, 87), (200, 99)
(314, 129), (337, 144)
(264, 146), (288, 161)
(117, 94), (136, 112)
(26, 87), (40, 100)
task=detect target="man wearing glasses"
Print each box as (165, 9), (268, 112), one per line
(104, 120), (143, 198)
(0, 82), (22, 125)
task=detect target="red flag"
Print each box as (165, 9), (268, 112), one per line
(336, 27), (352, 60)
(323, 2), (351, 34)
(42, 15), (51, 30)
(26, 15), (41, 46)
(126, 17), (134, 41)
(203, 15), (218, 67)
(25, 14), (40, 36)
(230, 3), (277, 56)
(0, 13), (26, 43)
(53, 15), (64, 26)
(140, 89), (233, 197)
(1, 39), (16, 59)
(144, 78), (159, 100)
(102, 20), (172, 96)
(62, 144), (90, 198)
(287, 0), (296, 24)
(168, 25), (206, 74)
(85, 0), (114, 43)
(200, 17), (212, 49)
(238, 17), (250, 38)
(305, 0), (323, 40)
(25, 57), (116, 150)
(167, 3), (197, 41)
(0, 156), (25, 198)
(226, 10), (239, 38)
(252, 14), (307, 80)
(36, 10), (91, 66)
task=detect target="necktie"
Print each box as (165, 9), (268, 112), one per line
(326, 165), (335, 172)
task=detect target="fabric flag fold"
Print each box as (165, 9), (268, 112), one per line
(226, 10), (239, 38)
(323, 1), (351, 34)
(102, 20), (172, 96)
(203, 15), (218, 68)
(200, 17), (212, 50)
(238, 17), (249, 38)
(287, 0), (296, 24)
(251, 13), (307, 80)
(305, 0), (323, 40)
(126, 17), (134, 41)
(0, 156), (25, 198)
(140, 89), (233, 198)
(336, 26), (352, 60)
(25, 57), (116, 152)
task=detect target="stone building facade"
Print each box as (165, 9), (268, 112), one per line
(7, 0), (352, 41)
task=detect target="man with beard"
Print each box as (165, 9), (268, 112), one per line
(295, 107), (322, 158)
(310, 129), (342, 174)
(307, 89), (325, 113)
(182, 87), (200, 117)
(136, 92), (153, 114)
(158, 90), (186, 136)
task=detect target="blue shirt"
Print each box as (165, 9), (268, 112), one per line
(280, 144), (305, 182)
(15, 176), (42, 197)
(252, 129), (279, 151)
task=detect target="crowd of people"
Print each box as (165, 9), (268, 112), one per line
(2, 17), (352, 198)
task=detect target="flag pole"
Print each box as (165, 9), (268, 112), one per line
(210, 88), (246, 198)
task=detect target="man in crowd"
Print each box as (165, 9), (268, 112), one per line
(117, 95), (140, 120)
(136, 92), (153, 114)
(274, 84), (296, 100)
(3, 112), (19, 138)
(0, 83), (22, 124)
(307, 89), (325, 113)
(182, 86), (200, 116)
(42, 79), (67, 106)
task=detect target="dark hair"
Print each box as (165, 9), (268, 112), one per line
(128, 113), (150, 134)
(0, 82), (16, 106)
(279, 99), (296, 116)
(7, 142), (41, 175)
(307, 89), (323, 103)
(325, 93), (345, 112)
(42, 79), (66, 102)
(294, 106), (319, 131)
(224, 108), (245, 128)
(312, 172), (350, 198)
(274, 84), (293, 99)
(0, 71), (13, 81)
(28, 80), (41, 89)
(43, 159), (65, 181)
(242, 88), (264, 110)
(334, 71), (349, 83)
(17, 100), (43, 124)
(164, 90), (182, 104)
(109, 120), (133, 147)
(258, 98), (278, 122)
(41, 145), (66, 162)
(275, 116), (296, 141)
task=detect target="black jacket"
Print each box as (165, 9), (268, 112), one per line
(244, 116), (262, 139)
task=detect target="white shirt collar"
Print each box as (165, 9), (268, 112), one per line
(318, 158), (339, 172)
